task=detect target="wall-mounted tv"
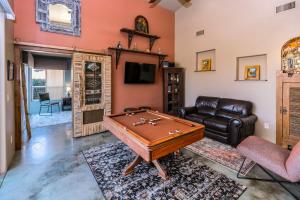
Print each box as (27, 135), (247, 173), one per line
(124, 62), (156, 84)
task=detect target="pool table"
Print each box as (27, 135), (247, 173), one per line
(103, 110), (205, 179)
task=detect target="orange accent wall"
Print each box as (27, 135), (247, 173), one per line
(14, 0), (175, 113)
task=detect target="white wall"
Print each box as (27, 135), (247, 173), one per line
(175, 0), (300, 142)
(0, 7), (7, 174)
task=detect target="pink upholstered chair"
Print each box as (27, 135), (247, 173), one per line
(237, 136), (300, 200)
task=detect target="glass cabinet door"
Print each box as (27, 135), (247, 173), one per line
(84, 62), (102, 105)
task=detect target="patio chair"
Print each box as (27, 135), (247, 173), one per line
(39, 93), (60, 115)
(237, 136), (300, 200)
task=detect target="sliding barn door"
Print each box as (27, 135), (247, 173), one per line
(282, 82), (300, 147)
(72, 53), (111, 137)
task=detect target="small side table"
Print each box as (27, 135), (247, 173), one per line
(62, 97), (72, 111)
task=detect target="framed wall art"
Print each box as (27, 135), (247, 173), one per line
(195, 49), (216, 72)
(200, 59), (212, 71)
(236, 54), (267, 81)
(135, 15), (149, 34)
(244, 65), (260, 80)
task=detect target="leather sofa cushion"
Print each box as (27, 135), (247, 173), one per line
(195, 96), (219, 116)
(203, 117), (229, 132)
(185, 113), (210, 124)
(215, 110), (240, 120)
(216, 98), (253, 119)
(205, 129), (231, 143)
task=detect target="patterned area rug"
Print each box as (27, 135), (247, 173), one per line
(83, 142), (246, 200)
(186, 137), (256, 176)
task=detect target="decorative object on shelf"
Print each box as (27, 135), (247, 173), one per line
(135, 15), (149, 34)
(236, 54), (267, 81)
(201, 59), (212, 71)
(168, 85), (172, 93)
(244, 65), (260, 80)
(163, 68), (184, 116)
(7, 60), (14, 81)
(116, 41), (122, 49)
(120, 28), (160, 51)
(158, 48), (162, 54)
(108, 47), (167, 69)
(281, 36), (300, 76)
(163, 61), (169, 68)
(35, 0), (81, 36)
(132, 42), (137, 50)
(162, 61), (175, 68)
(195, 49), (216, 72)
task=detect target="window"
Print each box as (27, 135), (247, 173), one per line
(32, 69), (46, 100)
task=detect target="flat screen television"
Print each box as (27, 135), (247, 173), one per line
(124, 62), (156, 84)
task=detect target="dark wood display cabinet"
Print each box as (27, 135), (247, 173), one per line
(163, 68), (184, 116)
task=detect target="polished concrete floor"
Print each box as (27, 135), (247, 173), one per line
(0, 123), (299, 200)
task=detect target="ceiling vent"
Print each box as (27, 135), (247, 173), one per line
(196, 30), (204, 36)
(276, 1), (296, 13)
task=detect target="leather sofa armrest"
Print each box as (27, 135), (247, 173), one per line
(177, 106), (197, 118)
(229, 114), (258, 147)
(240, 115), (258, 126)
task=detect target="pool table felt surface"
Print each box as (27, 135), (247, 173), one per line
(108, 111), (204, 146)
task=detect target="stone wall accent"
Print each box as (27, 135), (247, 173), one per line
(72, 53), (111, 137)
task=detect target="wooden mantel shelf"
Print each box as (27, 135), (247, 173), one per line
(120, 28), (160, 51)
(108, 47), (167, 69)
(120, 28), (160, 39)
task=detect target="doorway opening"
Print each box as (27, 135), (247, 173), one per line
(25, 53), (72, 129)
(14, 43), (112, 150)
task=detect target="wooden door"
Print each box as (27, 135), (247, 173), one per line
(282, 82), (300, 148)
(72, 53), (111, 137)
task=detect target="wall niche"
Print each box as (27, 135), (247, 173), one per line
(235, 54), (268, 81)
(36, 0), (81, 36)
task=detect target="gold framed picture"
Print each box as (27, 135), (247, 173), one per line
(195, 49), (215, 72)
(244, 65), (260, 80)
(200, 59), (212, 71)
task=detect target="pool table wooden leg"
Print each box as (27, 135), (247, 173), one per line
(123, 155), (143, 176)
(152, 160), (168, 180)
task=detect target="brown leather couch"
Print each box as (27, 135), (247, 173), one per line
(178, 96), (257, 147)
